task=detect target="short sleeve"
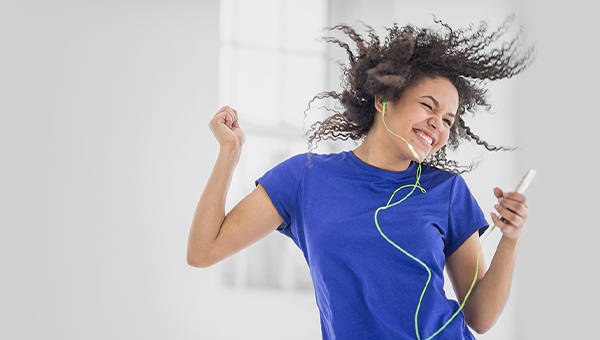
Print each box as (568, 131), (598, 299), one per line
(255, 153), (308, 232)
(444, 175), (489, 257)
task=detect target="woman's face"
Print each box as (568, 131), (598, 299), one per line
(383, 77), (459, 161)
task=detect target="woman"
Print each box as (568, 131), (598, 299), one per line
(187, 18), (535, 339)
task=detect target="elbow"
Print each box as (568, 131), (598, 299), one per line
(470, 324), (492, 335)
(465, 315), (496, 335)
(187, 254), (214, 268)
(187, 237), (218, 268)
(187, 249), (217, 268)
(187, 256), (206, 268)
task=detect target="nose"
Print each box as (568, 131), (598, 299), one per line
(428, 115), (445, 132)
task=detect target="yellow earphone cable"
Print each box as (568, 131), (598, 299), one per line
(377, 101), (493, 339)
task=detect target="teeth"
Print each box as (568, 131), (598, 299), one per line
(416, 131), (432, 145)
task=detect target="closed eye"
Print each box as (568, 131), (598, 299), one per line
(422, 101), (454, 126)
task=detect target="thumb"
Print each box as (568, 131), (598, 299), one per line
(493, 187), (504, 199)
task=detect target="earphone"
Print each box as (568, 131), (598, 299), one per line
(377, 101), (535, 339)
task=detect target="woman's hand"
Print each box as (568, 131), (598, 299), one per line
(450, 188), (528, 333)
(490, 187), (528, 241)
(189, 106), (282, 268)
(209, 106), (245, 149)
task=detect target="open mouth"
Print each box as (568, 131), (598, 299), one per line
(414, 130), (433, 145)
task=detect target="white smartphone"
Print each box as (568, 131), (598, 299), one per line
(497, 169), (536, 221)
(515, 169), (536, 194)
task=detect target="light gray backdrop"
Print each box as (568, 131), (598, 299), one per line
(1, 0), (597, 339)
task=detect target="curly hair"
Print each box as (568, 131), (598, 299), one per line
(306, 17), (536, 173)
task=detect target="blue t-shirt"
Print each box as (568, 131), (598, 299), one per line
(256, 151), (488, 340)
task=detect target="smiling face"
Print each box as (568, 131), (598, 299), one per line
(380, 77), (459, 163)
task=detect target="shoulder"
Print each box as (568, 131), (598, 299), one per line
(300, 151), (354, 169)
(420, 164), (460, 185)
(285, 153), (311, 167)
(262, 153), (310, 182)
(261, 151), (347, 180)
(419, 165), (476, 202)
(263, 151), (363, 184)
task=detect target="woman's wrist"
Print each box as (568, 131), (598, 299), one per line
(499, 234), (521, 251)
(218, 142), (243, 164)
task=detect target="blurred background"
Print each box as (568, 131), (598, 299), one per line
(1, 0), (597, 339)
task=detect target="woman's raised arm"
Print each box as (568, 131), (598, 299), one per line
(186, 106), (283, 268)
(446, 188), (528, 334)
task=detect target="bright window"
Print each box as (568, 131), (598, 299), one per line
(218, 0), (329, 292)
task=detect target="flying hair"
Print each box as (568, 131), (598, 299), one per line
(305, 16), (536, 173)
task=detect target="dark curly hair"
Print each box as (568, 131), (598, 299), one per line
(306, 17), (536, 173)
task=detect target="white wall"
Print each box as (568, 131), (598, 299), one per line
(1, 0), (221, 339)
(3, 1), (597, 339)
(512, 1), (599, 338)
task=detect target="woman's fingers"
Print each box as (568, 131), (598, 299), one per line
(492, 188), (528, 240)
(493, 203), (524, 226)
(209, 106), (244, 147)
(499, 193), (528, 217)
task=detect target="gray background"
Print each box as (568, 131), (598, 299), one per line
(1, 0), (597, 339)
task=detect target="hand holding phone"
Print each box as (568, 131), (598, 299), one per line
(497, 169), (536, 221)
(490, 170), (536, 239)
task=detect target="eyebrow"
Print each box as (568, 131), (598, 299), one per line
(421, 95), (439, 108)
(421, 95), (456, 117)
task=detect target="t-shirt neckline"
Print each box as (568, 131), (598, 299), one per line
(346, 150), (418, 179)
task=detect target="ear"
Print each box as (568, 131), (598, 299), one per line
(374, 96), (386, 114)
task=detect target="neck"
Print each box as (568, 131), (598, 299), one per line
(353, 133), (413, 172)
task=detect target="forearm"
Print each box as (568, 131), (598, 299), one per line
(464, 236), (520, 333)
(187, 145), (241, 267)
